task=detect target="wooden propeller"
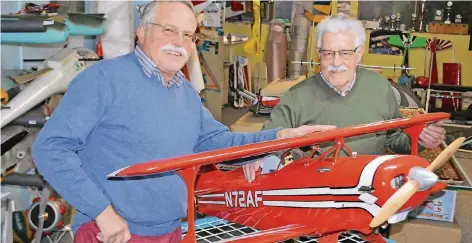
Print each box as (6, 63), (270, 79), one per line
(369, 137), (465, 228)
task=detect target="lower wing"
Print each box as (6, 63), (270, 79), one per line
(220, 224), (315, 243)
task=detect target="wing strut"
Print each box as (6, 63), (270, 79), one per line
(402, 123), (426, 155)
(180, 165), (201, 243)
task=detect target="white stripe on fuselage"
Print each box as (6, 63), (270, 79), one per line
(262, 187), (330, 196)
(260, 155), (401, 196)
(199, 200), (226, 205)
(262, 200), (380, 216)
(331, 154), (401, 195)
(197, 155), (400, 216)
(198, 194), (225, 198)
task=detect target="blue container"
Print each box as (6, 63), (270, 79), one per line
(1, 21), (69, 44)
(66, 13), (105, 36)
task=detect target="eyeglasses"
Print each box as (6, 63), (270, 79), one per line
(148, 23), (198, 43)
(318, 46), (362, 60)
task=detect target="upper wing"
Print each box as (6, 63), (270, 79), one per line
(108, 112), (449, 178)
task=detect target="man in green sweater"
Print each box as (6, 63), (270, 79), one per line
(243, 14), (446, 182)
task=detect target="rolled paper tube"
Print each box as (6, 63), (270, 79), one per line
(0, 18), (47, 33)
(265, 24), (288, 83)
(187, 46), (205, 93)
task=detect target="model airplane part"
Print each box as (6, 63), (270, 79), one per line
(303, 2), (331, 23)
(426, 38), (452, 84)
(1, 14), (105, 44)
(224, 34), (249, 45)
(388, 33), (427, 67)
(192, 0), (215, 14)
(244, 0), (261, 56)
(1, 88), (9, 105)
(107, 112), (462, 243)
(388, 33), (426, 87)
(1, 126), (29, 156)
(0, 48), (99, 128)
(369, 136), (465, 227)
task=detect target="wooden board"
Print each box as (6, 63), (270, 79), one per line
(428, 23), (469, 35)
(230, 112), (268, 132)
(251, 61), (268, 92)
(200, 35), (226, 122)
(261, 75), (306, 97)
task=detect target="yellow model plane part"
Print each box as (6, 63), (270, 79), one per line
(313, 4), (331, 15)
(244, 0), (261, 56)
(303, 9), (329, 23)
(1, 88), (8, 104)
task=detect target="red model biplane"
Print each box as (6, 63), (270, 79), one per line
(108, 112), (465, 243)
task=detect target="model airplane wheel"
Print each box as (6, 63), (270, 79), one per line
(369, 137), (465, 228)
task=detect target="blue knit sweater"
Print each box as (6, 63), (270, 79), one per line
(32, 51), (280, 236)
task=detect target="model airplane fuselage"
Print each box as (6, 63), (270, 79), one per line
(194, 153), (444, 239)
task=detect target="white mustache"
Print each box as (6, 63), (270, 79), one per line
(161, 44), (187, 57)
(328, 65), (348, 72)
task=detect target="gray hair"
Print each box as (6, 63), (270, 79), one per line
(139, 0), (196, 32)
(316, 14), (365, 51)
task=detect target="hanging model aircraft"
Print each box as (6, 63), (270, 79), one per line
(108, 112), (464, 243)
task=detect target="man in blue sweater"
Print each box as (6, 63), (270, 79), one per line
(32, 1), (335, 242)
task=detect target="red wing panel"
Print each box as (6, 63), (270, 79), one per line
(110, 112), (449, 177)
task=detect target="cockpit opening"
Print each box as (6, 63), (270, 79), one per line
(261, 148), (307, 174)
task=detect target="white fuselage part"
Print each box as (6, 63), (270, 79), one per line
(1, 48), (90, 128)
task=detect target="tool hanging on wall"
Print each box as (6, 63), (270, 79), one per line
(228, 57), (251, 108)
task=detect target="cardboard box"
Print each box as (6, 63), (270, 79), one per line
(389, 219), (462, 243)
(230, 112), (268, 132)
(428, 23), (469, 35)
(408, 190), (457, 222)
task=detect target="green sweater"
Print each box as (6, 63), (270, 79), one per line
(263, 67), (413, 155)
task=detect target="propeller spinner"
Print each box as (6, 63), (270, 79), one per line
(369, 137), (466, 228)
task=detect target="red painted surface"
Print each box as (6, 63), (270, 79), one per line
(111, 112), (450, 242)
(116, 112), (449, 177)
(193, 155), (444, 240)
